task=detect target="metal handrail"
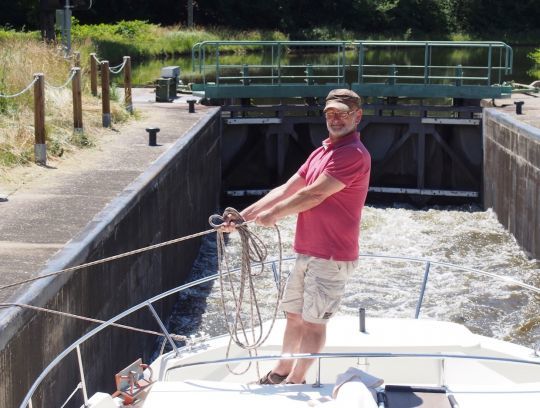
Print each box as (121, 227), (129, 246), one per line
(354, 40), (512, 86)
(191, 40), (513, 90)
(19, 253), (539, 408)
(164, 350), (540, 388)
(192, 40), (349, 85)
(166, 350), (540, 373)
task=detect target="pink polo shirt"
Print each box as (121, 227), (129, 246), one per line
(294, 131), (371, 261)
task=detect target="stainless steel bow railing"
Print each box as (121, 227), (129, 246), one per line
(20, 253), (540, 408)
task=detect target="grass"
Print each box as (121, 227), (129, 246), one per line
(529, 49), (540, 79)
(72, 20), (289, 64)
(0, 34), (130, 176)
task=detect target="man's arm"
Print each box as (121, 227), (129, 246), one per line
(256, 173), (345, 226)
(220, 174), (306, 231)
(241, 173), (306, 221)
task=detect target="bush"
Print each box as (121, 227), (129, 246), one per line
(71, 20), (289, 63)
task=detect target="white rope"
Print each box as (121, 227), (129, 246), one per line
(45, 68), (77, 90)
(0, 76), (39, 99)
(109, 59), (128, 74)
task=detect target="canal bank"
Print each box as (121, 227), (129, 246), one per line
(0, 89), (221, 408)
(483, 94), (540, 260)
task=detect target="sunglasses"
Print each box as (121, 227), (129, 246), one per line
(324, 110), (357, 120)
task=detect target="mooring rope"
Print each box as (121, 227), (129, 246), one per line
(0, 302), (189, 342)
(210, 207), (285, 376)
(0, 207), (285, 379)
(0, 228), (218, 292)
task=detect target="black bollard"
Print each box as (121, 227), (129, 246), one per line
(187, 99), (196, 113)
(359, 307), (366, 333)
(514, 101), (524, 115)
(146, 127), (160, 146)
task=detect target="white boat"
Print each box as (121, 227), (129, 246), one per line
(21, 255), (540, 408)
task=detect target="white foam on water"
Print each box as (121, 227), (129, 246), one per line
(177, 204), (540, 350)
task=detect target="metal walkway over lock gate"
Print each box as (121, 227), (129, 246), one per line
(191, 41), (514, 201)
(191, 40), (513, 100)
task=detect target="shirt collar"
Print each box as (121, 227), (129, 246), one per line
(322, 131), (359, 150)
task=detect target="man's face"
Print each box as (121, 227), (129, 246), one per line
(325, 108), (362, 138)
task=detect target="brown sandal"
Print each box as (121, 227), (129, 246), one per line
(258, 370), (288, 385)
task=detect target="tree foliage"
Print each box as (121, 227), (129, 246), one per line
(2, 0), (540, 40)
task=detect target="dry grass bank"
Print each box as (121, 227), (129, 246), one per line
(0, 36), (131, 181)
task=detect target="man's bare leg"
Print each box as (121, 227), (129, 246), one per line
(272, 312), (304, 376)
(285, 320), (326, 384)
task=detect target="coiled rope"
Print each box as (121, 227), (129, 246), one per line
(210, 207), (285, 376)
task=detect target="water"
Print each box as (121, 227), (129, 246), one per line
(162, 204), (540, 357)
(152, 42), (540, 354)
(130, 45), (538, 86)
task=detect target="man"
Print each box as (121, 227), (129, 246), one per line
(224, 89), (371, 384)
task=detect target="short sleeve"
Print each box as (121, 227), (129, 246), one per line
(324, 146), (368, 186)
(298, 147), (321, 179)
(298, 159), (308, 179)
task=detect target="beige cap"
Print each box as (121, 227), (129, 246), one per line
(324, 89), (362, 112)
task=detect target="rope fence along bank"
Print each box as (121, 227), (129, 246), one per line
(1, 51), (133, 165)
(1, 67), (85, 164)
(0, 77), (39, 99)
(44, 67), (83, 132)
(90, 53), (133, 125)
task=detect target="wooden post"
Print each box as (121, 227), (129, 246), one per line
(73, 51), (81, 68)
(123, 56), (133, 114)
(33, 73), (46, 165)
(90, 53), (98, 96)
(72, 67), (83, 131)
(101, 61), (111, 127)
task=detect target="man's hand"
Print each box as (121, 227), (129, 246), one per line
(255, 209), (278, 227)
(219, 212), (243, 233)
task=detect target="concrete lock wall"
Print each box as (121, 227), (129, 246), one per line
(0, 110), (221, 408)
(483, 108), (540, 259)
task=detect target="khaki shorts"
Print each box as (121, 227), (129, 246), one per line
(281, 255), (357, 324)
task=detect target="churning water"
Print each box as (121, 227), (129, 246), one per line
(163, 204), (540, 354)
